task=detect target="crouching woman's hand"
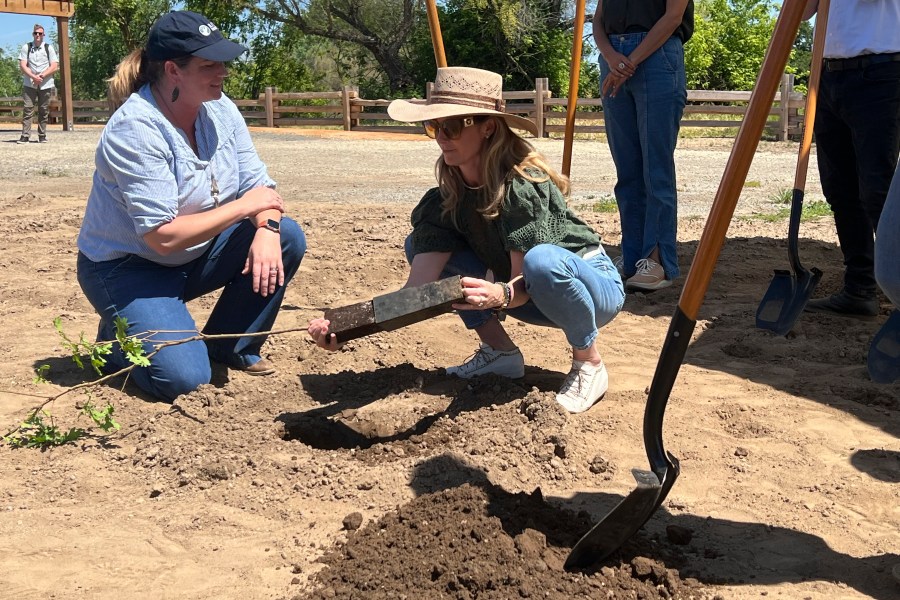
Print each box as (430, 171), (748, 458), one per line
(308, 317), (343, 351)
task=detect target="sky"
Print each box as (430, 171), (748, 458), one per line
(0, 13), (59, 53)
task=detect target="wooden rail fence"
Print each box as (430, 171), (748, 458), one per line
(0, 74), (804, 140)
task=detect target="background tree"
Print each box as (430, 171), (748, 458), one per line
(69, 0), (171, 99)
(684, 0), (779, 90)
(407, 0), (598, 99)
(787, 18), (813, 91)
(0, 48), (22, 97)
(251, 0), (423, 95)
(186, 0), (322, 97)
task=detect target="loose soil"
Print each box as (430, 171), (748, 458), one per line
(0, 125), (897, 600)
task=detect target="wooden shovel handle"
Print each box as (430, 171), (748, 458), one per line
(562, 0), (587, 177)
(794, 0), (829, 192)
(425, 0), (447, 68)
(679, 0), (810, 318)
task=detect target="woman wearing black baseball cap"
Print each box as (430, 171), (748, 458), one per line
(76, 11), (307, 401)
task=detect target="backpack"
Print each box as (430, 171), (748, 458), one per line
(27, 42), (50, 62)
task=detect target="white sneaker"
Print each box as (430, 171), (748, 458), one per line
(446, 343), (525, 379)
(556, 361), (608, 413)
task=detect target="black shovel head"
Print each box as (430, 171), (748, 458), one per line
(756, 266), (823, 336)
(564, 453), (680, 570)
(868, 310), (900, 384)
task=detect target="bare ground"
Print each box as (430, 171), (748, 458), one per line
(0, 125), (897, 600)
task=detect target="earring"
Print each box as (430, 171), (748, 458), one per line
(171, 86), (180, 103)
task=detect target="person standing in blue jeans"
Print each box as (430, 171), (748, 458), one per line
(76, 11), (306, 402)
(309, 67), (624, 414)
(592, 0), (692, 292)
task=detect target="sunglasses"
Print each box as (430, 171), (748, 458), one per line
(33, 32), (44, 36)
(422, 117), (477, 140)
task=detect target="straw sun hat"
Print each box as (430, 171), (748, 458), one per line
(388, 67), (538, 136)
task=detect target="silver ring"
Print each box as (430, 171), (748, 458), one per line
(618, 62), (625, 69)
(269, 268), (278, 272)
(477, 301), (485, 308)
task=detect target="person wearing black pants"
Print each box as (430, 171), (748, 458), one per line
(803, 0), (900, 317)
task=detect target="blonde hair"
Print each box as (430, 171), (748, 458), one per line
(435, 117), (569, 224)
(106, 49), (191, 111)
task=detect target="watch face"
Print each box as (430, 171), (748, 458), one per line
(267, 219), (280, 232)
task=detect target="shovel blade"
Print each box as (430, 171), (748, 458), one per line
(868, 310), (900, 384)
(756, 267), (823, 336)
(564, 454), (680, 570)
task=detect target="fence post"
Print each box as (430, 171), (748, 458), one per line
(351, 86), (360, 128)
(534, 77), (546, 138)
(342, 85), (353, 131)
(265, 86), (276, 128)
(778, 73), (793, 142)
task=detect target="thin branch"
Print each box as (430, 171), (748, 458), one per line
(2, 325), (311, 440)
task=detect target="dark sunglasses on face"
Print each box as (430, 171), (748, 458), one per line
(422, 116), (476, 140)
(33, 32), (44, 36)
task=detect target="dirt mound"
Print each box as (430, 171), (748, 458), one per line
(306, 483), (708, 600)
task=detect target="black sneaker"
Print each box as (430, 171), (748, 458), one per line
(805, 289), (878, 317)
(38, 136), (47, 143)
(16, 136), (28, 144)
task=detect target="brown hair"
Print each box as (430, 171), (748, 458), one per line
(106, 49), (192, 111)
(435, 117), (569, 224)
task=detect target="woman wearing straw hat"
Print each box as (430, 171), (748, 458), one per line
(309, 67), (624, 413)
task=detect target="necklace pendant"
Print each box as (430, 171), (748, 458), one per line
(211, 175), (220, 207)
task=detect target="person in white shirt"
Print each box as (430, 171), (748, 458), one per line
(17, 24), (59, 144)
(802, 0), (900, 317)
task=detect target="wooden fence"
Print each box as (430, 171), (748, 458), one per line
(0, 74), (804, 140)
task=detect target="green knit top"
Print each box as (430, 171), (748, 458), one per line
(409, 172), (601, 282)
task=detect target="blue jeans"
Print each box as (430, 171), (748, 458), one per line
(815, 60), (900, 298)
(405, 238), (625, 350)
(77, 217), (306, 401)
(600, 34), (686, 279)
(875, 164), (900, 307)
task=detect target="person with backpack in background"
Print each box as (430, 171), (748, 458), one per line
(18, 24), (59, 144)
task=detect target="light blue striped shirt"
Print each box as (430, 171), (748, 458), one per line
(77, 84), (275, 266)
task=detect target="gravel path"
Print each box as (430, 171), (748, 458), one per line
(1, 125), (818, 219)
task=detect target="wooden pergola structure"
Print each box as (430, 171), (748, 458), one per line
(2, 1), (76, 130)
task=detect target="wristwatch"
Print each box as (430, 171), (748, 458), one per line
(258, 218), (280, 234)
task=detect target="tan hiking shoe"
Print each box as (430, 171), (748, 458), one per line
(626, 258), (671, 292)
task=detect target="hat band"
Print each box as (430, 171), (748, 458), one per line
(429, 90), (504, 112)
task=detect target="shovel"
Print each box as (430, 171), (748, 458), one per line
(755, 0), (829, 336)
(425, 0), (447, 68)
(565, 0), (811, 569)
(561, 0), (587, 177)
(868, 310), (900, 384)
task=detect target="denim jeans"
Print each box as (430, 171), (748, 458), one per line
(600, 34), (686, 279)
(815, 60), (900, 298)
(405, 238), (625, 350)
(77, 217), (306, 401)
(875, 164), (900, 307)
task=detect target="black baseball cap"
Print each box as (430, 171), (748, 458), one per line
(147, 11), (247, 62)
